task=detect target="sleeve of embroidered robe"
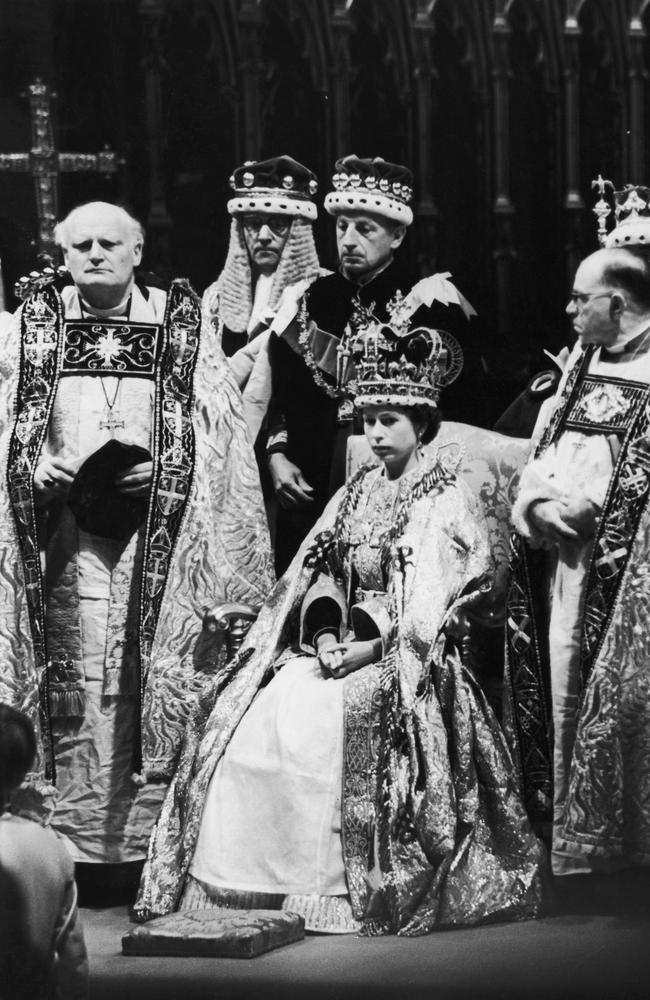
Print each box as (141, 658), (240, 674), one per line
(299, 573), (347, 652)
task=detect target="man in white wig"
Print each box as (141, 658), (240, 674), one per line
(203, 155), (321, 443)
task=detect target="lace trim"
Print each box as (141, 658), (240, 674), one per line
(283, 894), (360, 934)
(180, 878), (359, 934)
(180, 876), (284, 912)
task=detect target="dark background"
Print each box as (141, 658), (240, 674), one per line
(0, 0), (649, 423)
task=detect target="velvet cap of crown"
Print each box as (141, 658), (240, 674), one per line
(344, 297), (454, 411)
(227, 155), (318, 221)
(324, 155), (414, 226)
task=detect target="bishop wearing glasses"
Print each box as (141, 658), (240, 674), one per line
(505, 184), (650, 888)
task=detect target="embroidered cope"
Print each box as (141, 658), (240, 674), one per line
(0, 281), (274, 863)
(507, 337), (650, 873)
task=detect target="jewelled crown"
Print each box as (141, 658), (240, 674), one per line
(592, 176), (650, 248)
(228, 154), (318, 221)
(324, 155), (414, 226)
(341, 294), (462, 411)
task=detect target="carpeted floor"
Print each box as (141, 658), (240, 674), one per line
(85, 879), (650, 1000)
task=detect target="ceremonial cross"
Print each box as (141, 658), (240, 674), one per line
(147, 555), (168, 598)
(0, 80), (119, 256)
(158, 472), (187, 515)
(26, 324), (57, 368)
(592, 174), (614, 247)
(99, 410), (126, 434)
(171, 324), (196, 366)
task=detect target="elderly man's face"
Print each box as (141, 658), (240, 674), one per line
(241, 213), (291, 275)
(63, 204), (142, 309)
(335, 211), (405, 280)
(565, 252), (618, 348)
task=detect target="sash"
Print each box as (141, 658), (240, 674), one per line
(6, 280), (201, 780)
(505, 350), (650, 821)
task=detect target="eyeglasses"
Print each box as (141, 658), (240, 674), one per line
(241, 214), (291, 236)
(568, 291), (612, 308)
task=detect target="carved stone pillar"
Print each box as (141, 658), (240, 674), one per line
(627, 6), (646, 183)
(563, 5), (584, 283)
(139, 0), (172, 275)
(492, 6), (516, 337)
(412, 1), (438, 274)
(330, 0), (352, 157)
(238, 0), (262, 160)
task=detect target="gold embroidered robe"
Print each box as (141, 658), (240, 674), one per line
(0, 281), (274, 861)
(136, 456), (544, 932)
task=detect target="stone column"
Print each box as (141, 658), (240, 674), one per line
(562, 5), (584, 284)
(627, 6), (646, 183)
(139, 0), (173, 275)
(330, 0), (352, 157)
(238, 0), (262, 160)
(412, 1), (438, 274)
(492, 6), (516, 337)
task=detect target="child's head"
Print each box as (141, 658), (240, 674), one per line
(0, 704), (36, 808)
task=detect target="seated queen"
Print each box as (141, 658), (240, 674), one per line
(135, 304), (545, 934)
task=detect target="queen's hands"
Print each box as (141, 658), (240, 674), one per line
(316, 633), (382, 679)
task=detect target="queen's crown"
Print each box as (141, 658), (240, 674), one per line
(339, 293), (463, 410)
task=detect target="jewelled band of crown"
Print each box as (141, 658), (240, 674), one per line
(230, 186), (316, 202)
(342, 291), (454, 409)
(62, 321), (161, 376)
(330, 172), (413, 204)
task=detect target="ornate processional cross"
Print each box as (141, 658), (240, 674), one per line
(0, 80), (119, 256)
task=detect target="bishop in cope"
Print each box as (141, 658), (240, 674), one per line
(0, 201), (273, 869)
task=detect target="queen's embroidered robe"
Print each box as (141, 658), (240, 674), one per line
(136, 456), (544, 931)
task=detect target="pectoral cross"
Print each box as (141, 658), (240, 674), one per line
(99, 410), (125, 434)
(0, 80), (119, 256)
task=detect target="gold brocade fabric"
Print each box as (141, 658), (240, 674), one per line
(136, 457), (545, 932)
(347, 474), (399, 593)
(557, 495), (650, 869)
(0, 286), (274, 817)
